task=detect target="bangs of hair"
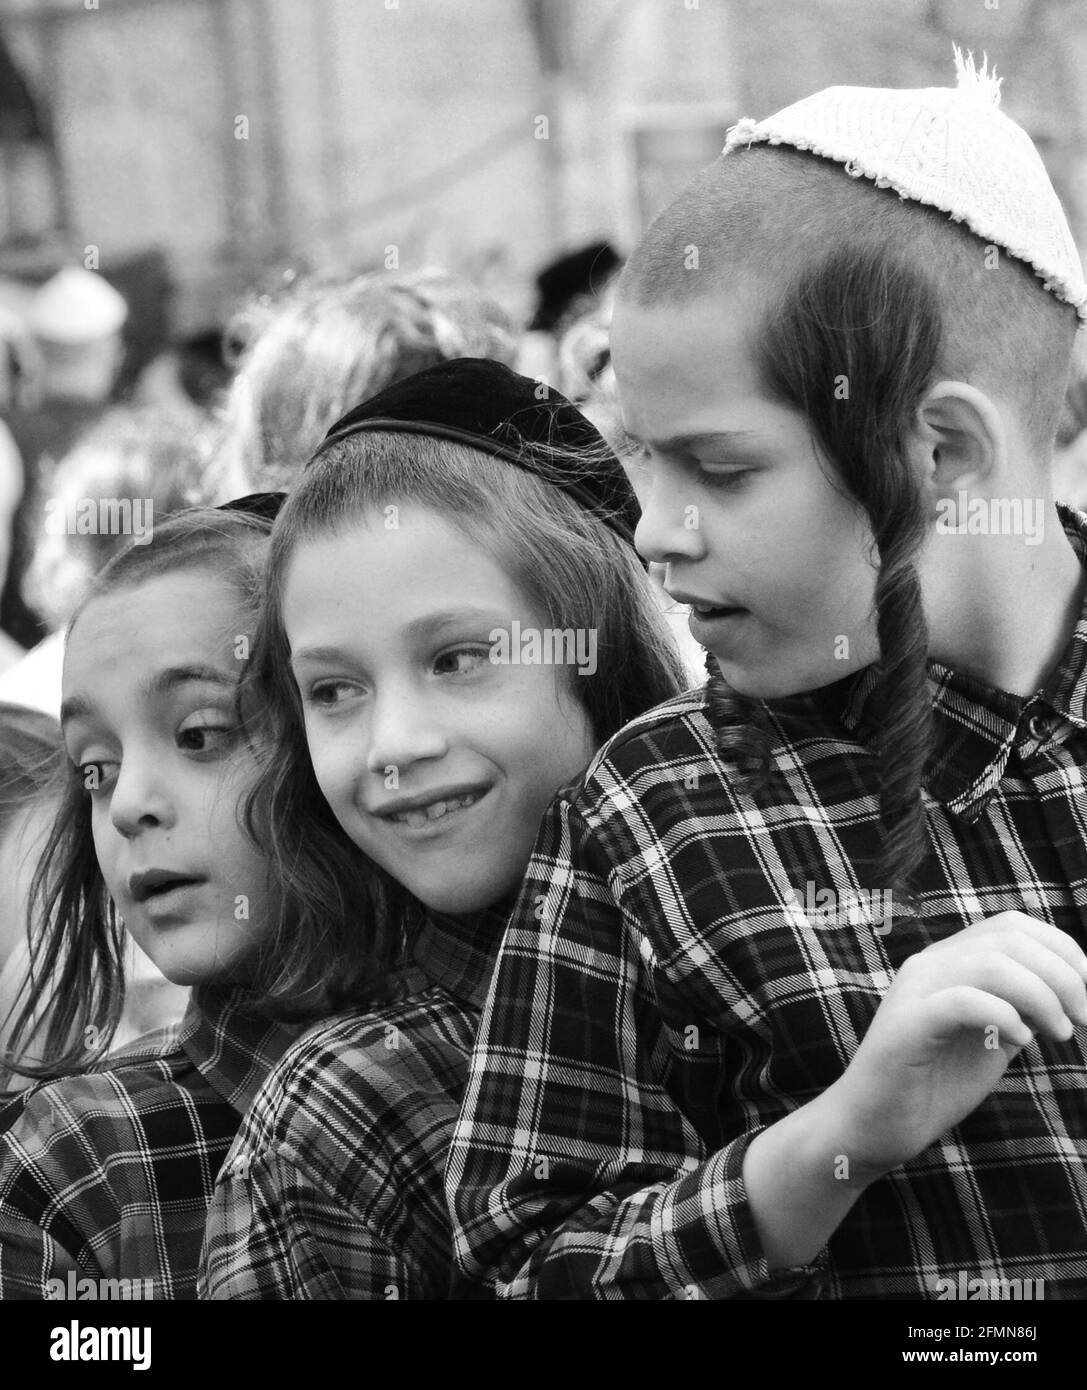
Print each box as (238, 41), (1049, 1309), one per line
(243, 432), (689, 1017)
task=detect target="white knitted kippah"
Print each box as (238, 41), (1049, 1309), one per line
(723, 48), (1087, 323)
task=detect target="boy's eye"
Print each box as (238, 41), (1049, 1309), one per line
(176, 711), (238, 754)
(304, 679), (361, 710)
(433, 646), (489, 677)
(696, 465), (751, 492)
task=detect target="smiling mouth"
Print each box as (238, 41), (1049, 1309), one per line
(385, 791), (487, 829)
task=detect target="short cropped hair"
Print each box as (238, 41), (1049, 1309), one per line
(623, 144), (1078, 456)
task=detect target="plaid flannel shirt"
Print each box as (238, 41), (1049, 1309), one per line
(199, 914), (501, 1300)
(0, 988), (299, 1300)
(447, 509), (1087, 1301)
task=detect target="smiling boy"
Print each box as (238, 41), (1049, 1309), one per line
(447, 57), (1087, 1298)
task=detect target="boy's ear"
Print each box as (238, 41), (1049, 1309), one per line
(905, 381), (1007, 506)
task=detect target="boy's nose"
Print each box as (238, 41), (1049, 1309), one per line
(364, 688), (449, 775)
(634, 476), (706, 566)
(109, 757), (176, 838)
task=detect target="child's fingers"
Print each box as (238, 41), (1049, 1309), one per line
(917, 986), (1034, 1050)
(922, 954), (1077, 1042)
(979, 933), (1087, 1029)
(970, 913), (1087, 978)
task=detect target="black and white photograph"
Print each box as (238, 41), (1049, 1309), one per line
(0, 0), (1084, 1364)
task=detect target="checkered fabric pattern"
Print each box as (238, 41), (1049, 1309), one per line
(446, 508), (1087, 1300)
(0, 989), (299, 1300)
(199, 915), (501, 1300)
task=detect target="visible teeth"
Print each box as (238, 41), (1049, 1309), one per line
(391, 792), (482, 827)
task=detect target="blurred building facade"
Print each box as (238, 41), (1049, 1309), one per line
(1, 0), (1084, 331)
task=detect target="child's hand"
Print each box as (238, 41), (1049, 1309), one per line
(826, 913), (1087, 1179)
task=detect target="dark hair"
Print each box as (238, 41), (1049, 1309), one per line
(244, 432), (689, 1019)
(756, 246), (941, 903)
(1, 508), (273, 1081)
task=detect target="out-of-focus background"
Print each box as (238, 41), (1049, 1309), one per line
(2, 0), (1085, 337)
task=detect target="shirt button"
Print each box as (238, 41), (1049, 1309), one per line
(1026, 712), (1048, 742)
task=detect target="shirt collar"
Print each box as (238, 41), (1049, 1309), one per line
(409, 903), (510, 1011)
(835, 504), (1087, 824)
(179, 986), (305, 1115)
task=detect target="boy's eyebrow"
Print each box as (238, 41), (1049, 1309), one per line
(60, 665), (237, 727)
(625, 428), (765, 453)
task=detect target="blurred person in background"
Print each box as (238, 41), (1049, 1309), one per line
(215, 266), (519, 494)
(24, 403), (217, 635)
(133, 327), (235, 418)
(555, 285), (619, 438)
(0, 403), (218, 718)
(0, 303), (41, 417)
(518, 239), (621, 387)
(2, 268), (129, 654)
(0, 421), (25, 674)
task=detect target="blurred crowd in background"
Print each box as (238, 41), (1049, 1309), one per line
(0, 246), (626, 690)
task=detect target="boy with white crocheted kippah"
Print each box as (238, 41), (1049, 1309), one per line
(447, 53), (1087, 1299)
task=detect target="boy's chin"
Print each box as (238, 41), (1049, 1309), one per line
(412, 878), (510, 920)
(711, 651), (858, 701)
